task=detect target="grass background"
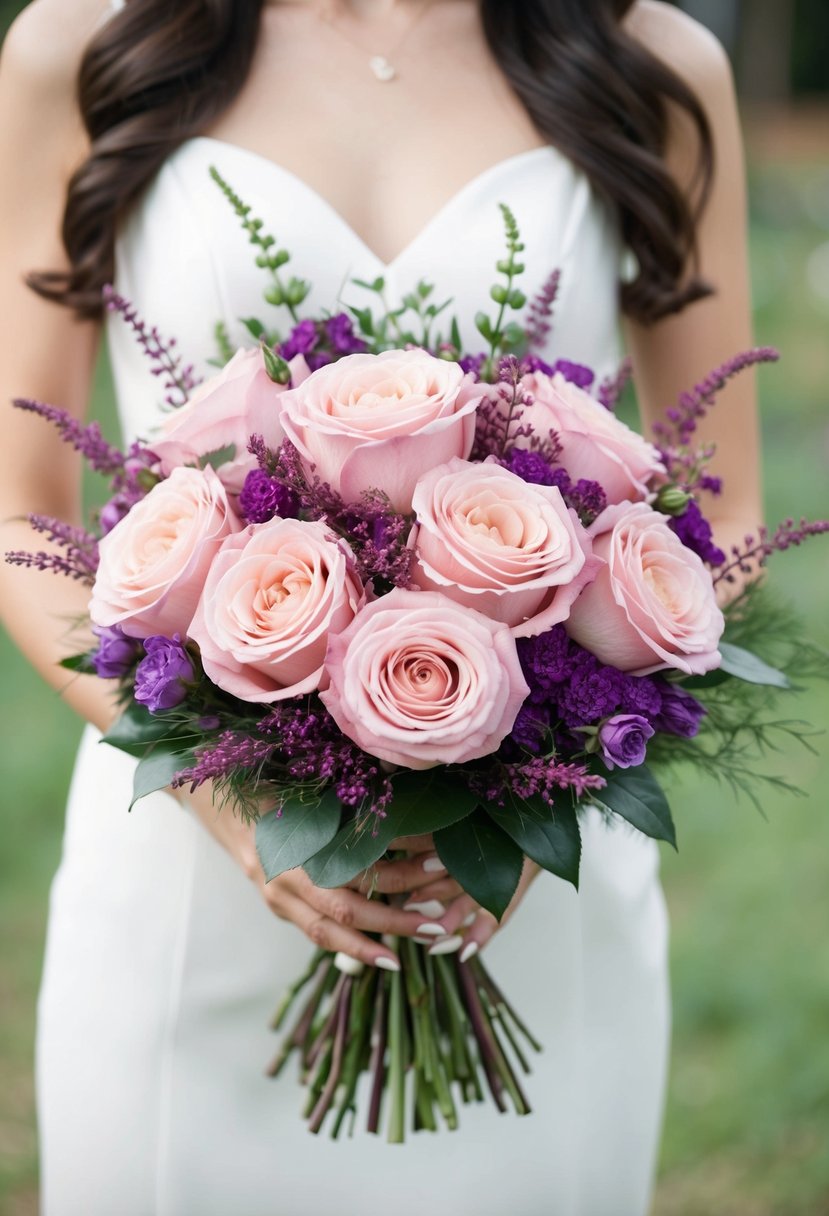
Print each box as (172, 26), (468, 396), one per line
(1, 12), (828, 1216)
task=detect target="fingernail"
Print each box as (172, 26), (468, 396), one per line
(460, 941), (479, 964)
(428, 934), (464, 956)
(416, 923), (447, 937)
(462, 912), (477, 928)
(423, 857), (447, 874)
(414, 936), (435, 945)
(334, 952), (365, 976)
(403, 900), (446, 918)
(375, 956), (401, 972)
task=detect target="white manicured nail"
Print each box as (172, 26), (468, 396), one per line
(460, 941), (479, 964)
(414, 936), (434, 945)
(334, 952), (365, 977)
(416, 923), (447, 937)
(375, 956), (401, 973)
(428, 935), (464, 956)
(462, 912), (477, 928)
(423, 857), (447, 874)
(403, 900), (446, 918)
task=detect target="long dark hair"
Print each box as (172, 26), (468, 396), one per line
(27, 0), (714, 324)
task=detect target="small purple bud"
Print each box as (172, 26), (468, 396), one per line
(652, 684), (707, 738)
(99, 494), (131, 535)
(91, 625), (142, 679)
(134, 634), (195, 713)
(598, 714), (654, 770)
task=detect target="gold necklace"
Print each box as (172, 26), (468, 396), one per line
(317, 0), (439, 82)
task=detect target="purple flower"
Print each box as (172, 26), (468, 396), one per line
(238, 468), (298, 524)
(134, 635), (195, 713)
(99, 494), (132, 535)
(280, 319), (319, 360)
(652, 683), (707, 738)
(598, 714), (654, 770)
(509, 703), (552, 754)
(551, 359), (595, 390)
(91, 625), (142, 679)
(669, 499), (726, 566)
(325, 313), (367, 356)
(503, 448), (556, 486)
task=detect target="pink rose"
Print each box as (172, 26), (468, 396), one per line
(320, 588), (530, 770)
(90, 465), (239, 639)
(410, 457), (599, 637)
(565, 502), (724, 675)
(507, 371), (666, 505)
(189, 518), (364, 703)
(152, 347), (310, 493)
(277, 348), (482, 512)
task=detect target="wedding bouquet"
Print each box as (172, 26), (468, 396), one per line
(9, 170), (827, 1142)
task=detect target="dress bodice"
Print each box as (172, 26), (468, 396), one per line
(107, 137), (628, 444)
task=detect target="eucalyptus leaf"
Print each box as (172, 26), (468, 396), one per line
(130, 742), (196, 810)
(303, 773), (478, 888)
(256, 790), (341, 880)
(240, 316), (266, 340)
(434, 810), (524, 921)
(597, 766), (677, 849)
(485, 797), (581, 889)
(718, 641), (791, 689)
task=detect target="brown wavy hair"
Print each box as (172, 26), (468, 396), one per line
(27, 0), (714, 324)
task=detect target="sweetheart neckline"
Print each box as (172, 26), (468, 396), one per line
(173, 136), (564, 271)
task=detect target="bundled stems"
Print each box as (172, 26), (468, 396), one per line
(267, 937), (540, 1140)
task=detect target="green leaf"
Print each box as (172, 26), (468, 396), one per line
(256, 790), (341, 880)
(718, 641), (791, 689)
(680, 668), (732, 690)
(597, 766), (677, 848)
(450, 317), (462, 351)
(475, 311), (494, 342)
(485, 797), (581, 889)
(433, 809), (524, 921)
(102, 701), (182, 757)
(60, 652), (97, 675)
(199, 444), (237, 471)
(130, 741), (196, 810)
(303, 773), (478, 888)
(240, 316), (266, 340)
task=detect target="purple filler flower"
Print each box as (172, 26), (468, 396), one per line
(134, 635), (194, 713)
(91, 625), (142, 679)
(238, 468), (298, 524)
(669, 499), (726, 566)
(598, 714), (654, 770)
(652, 683), (707, 738)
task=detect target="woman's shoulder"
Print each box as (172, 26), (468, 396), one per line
(1, 0), (111, 94)
(625, 0), (732, 91)
(0, 0), (111, 169)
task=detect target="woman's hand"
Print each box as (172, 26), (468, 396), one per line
(182, 787), (466, 970)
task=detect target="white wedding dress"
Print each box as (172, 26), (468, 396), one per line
(36, 124), (670, 1215)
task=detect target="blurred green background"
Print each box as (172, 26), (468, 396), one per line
(1, 2), (828, 1215)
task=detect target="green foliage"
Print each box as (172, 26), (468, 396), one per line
(484, 796), (581, 888)
(255, 790), (341, 880)
(596, 766), (678, 848)
(434, 808), (525, 920)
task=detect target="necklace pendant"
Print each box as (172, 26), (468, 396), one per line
(369, 54), (397, 82)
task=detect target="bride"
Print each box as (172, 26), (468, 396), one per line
(0, 0), (761, 1213)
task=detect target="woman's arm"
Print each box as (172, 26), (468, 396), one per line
(623, 1), (764, 560)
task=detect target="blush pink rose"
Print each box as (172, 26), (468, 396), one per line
(320, 588), (530, 770)
(410, 457), (600, 637)
(189, 518), (364, 703)
(505, 371), (666, 505)
(565, 501), (724, 675)
(152, 347), (310, 493)
(90, 465), (239, 639)
(277, 348), (483, 512)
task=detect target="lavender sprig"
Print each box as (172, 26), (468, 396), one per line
(523, 268), (561, 352)
(172, 732), (279, 792)
(653, 348), (779, 449)
(5, 513), (100, 583)
(13, 398), (126, 475)
(597, 356), (633, 412)
(103, 286), (201, 407)
(713, 517), (829, 586)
